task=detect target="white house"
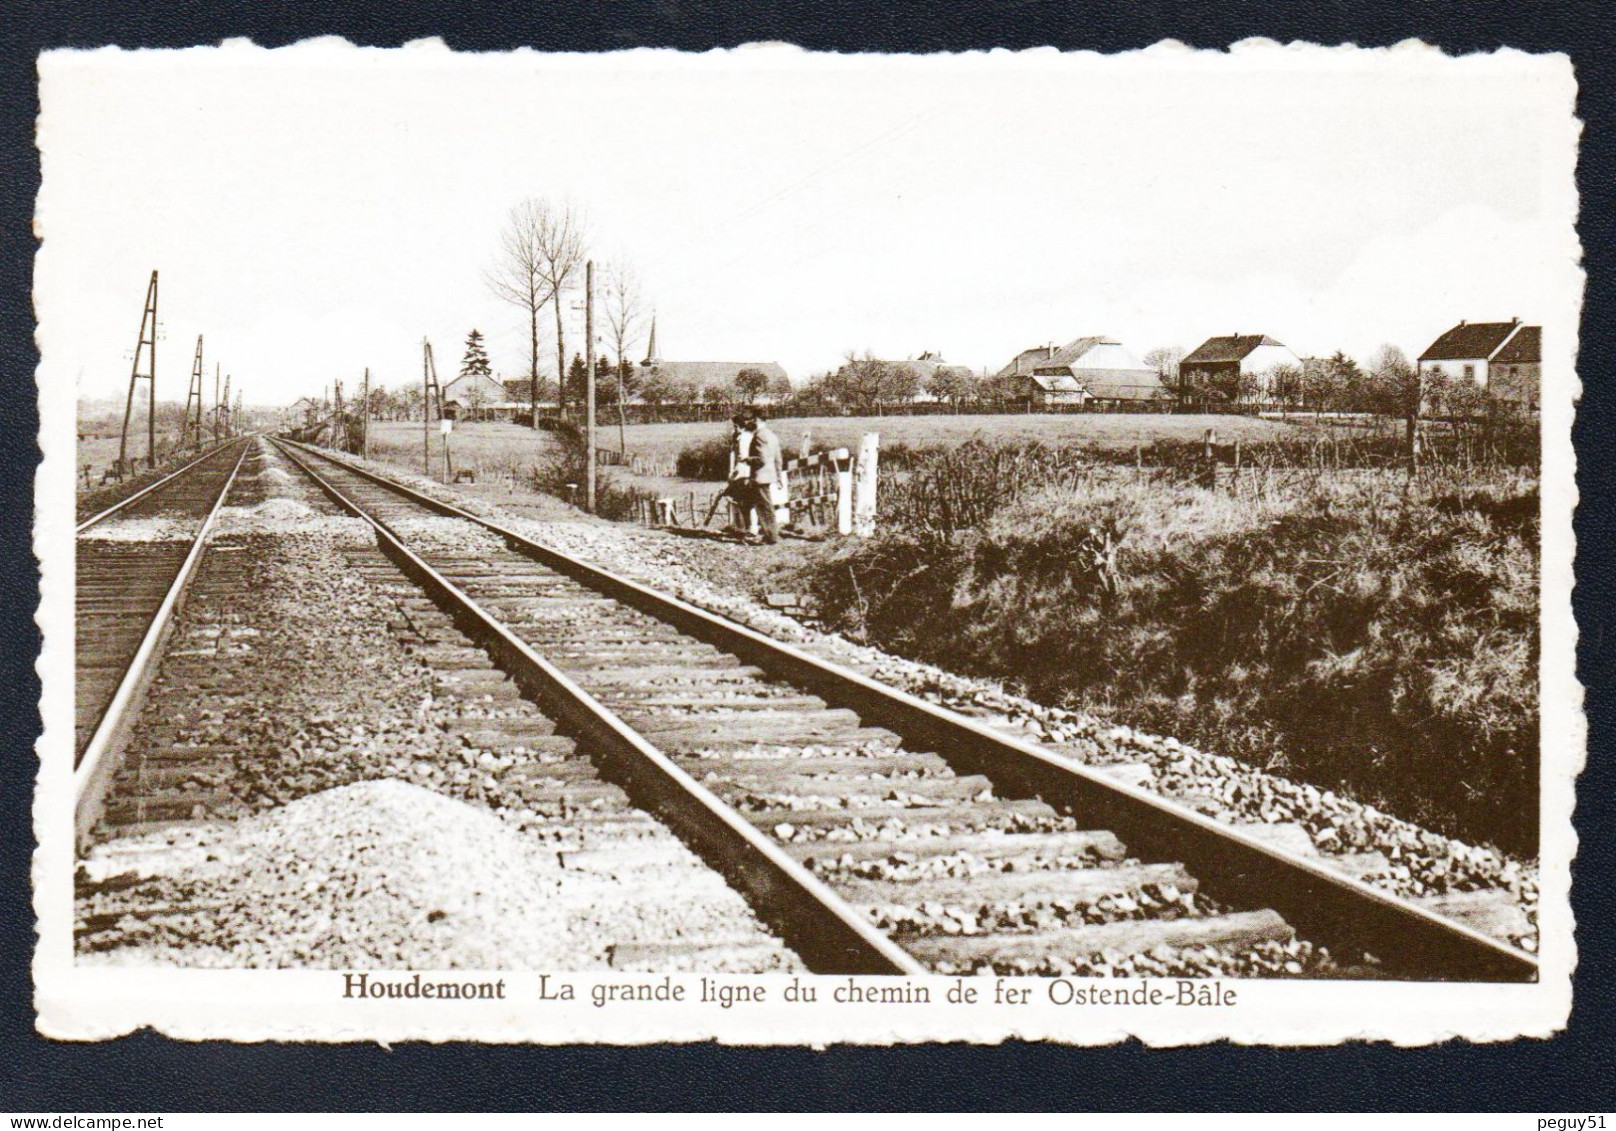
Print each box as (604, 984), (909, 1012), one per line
(1417, 320), (1537, 383)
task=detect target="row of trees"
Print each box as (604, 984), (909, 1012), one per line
(1157, 344), (1489, 418)
(787, 352), (993, 412)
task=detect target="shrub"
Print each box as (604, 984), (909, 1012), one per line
(804, 465), (1540, 854)
(675, 434), (734, 481)
(530, 422), (656, 521)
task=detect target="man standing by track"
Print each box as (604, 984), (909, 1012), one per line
(734, 406), (782, 544)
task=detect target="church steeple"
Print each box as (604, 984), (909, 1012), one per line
(642, 314), (660, 366)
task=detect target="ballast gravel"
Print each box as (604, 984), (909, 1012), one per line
(79, 780), (793, 970)
(78, 442), (800, 972)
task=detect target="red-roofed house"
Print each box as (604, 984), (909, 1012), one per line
(1417, 319), (1540, 410)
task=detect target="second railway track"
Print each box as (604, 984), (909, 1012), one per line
(270, 438), (1536, 982)
(75, 439), (252, 812)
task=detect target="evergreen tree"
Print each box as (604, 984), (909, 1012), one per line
(460, 329), (493, 379)
(565, 352), (589, 405)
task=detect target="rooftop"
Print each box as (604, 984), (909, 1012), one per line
(1182, 334), (1286, 365)
(1419, 320), (1532, 362)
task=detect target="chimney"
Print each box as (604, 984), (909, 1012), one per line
(1459, 319), (1466, 326)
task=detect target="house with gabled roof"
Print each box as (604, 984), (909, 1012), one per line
(1180, 333), (1303, 401)
(636, 316), (789, 403)
(1417, 319), (1540, 410)
(442, 371), (510, 420)
(288, 396), (323, 428)
(995, 335), (1163, 404)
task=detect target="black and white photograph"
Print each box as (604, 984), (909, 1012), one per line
(34, 41), (1580, 1044)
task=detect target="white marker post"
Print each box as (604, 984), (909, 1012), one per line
(834, 448), (854, 536)
(853, 432), (879, 537)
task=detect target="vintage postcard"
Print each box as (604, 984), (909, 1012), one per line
(34, 41), (1581, 1044)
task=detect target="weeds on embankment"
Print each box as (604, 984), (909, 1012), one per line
(530, 420), (657, 521)
(803, 437), (1540, 856)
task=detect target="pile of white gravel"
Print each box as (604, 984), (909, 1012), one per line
(81, 779), (800, 971)
(78, 515), (200, 542)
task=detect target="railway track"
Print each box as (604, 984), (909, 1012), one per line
(75, 440), (804, 969)
(75, 438), (251, 840)
(270, 438), (1537, 982)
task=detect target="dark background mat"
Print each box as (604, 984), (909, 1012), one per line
(2, 0), (1611, 1112)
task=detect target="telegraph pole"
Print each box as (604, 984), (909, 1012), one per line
(362, 367), (371, 460)
(585, 259), (597, 514)
(118, 270), (160, 472)
(213, 362), (222, 443)
(423, 338), (443, 477)
(184, 335), (205, 449)
(221, 373), (232, 437)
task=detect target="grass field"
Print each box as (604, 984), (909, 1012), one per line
(76, 436), (123, 481)
(355, 414), (1341, 493)
(616, 412), (1336, 469)
(364, 420), (561, 483)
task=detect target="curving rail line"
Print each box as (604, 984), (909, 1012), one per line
(273, 437), (1537, 983)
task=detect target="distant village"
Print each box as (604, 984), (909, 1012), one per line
(288, 315), (1541, 428)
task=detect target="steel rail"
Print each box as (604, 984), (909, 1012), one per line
(278, 439), (1538, 982)
(74, 441), (251, 846)
(76, 438), (246, 534)
(275, 439), (924, 976)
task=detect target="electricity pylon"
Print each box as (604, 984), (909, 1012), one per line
(183, 335), (205, 449)
(117, 270), (159, 471)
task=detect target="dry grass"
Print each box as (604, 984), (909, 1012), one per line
(803, 464), (1541, 855)
(625, 412), (1331, 470)
(363, 420), (561, 485)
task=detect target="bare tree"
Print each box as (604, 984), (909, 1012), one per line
(603, 260), (646, 451)
(486, 198), (588, 425)
(1366, 343), (1427, 466)
(486, 200), (551, 428)
(1143, 346), (1185, 391)
(537, 200), (588, 419)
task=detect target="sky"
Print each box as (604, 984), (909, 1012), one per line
(37, 41), (1579, 407)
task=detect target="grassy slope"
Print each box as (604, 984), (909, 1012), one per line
(801, 469), (1540, 855)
